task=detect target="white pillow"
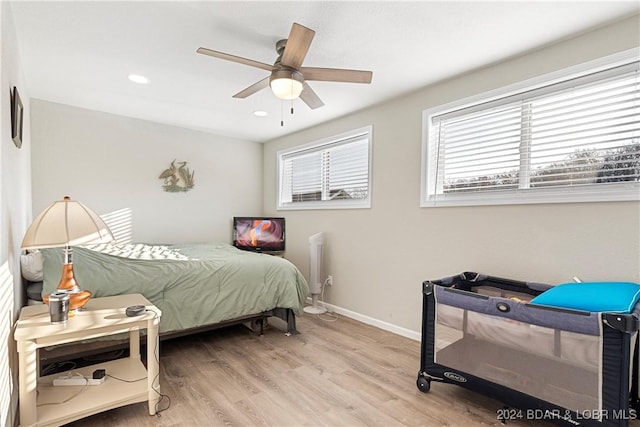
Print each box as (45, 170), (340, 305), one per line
(20, 251), (43, 282)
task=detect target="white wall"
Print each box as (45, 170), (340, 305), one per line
(1, 2), (32, 425)
(30, 100), (263, 244)
(263, 15), (640, 338)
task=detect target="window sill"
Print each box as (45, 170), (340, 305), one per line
(421, 182), (640, 207)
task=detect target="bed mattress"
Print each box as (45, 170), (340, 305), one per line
(41, 242), (309, 334)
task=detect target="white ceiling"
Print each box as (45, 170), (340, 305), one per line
(9, 1), (639, 143)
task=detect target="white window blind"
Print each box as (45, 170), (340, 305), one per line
(422, 54), (640, 207)
(278, 127), (372, 209)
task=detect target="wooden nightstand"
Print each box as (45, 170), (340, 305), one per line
(14, 293), (161, 427)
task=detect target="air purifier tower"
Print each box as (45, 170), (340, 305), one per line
(303, 232), (327, 314)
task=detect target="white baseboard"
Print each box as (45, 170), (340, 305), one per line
(304, 297), (421, 342)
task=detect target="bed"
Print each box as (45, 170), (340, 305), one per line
(23, 242), (309, 362)
(417, 272), (640, 427)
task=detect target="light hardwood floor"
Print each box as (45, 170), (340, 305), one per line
(64, 312), (637, 427)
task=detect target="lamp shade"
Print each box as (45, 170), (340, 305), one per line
(21, 196), (114, 250)
(269, 69), (304, 100)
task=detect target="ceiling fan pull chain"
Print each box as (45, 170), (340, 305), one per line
(281, 100), (285, 127)
(291, 99), (294, 115)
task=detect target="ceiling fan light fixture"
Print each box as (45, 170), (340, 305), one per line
(197, 22), (371, 110)
(269, 70), (303, 100)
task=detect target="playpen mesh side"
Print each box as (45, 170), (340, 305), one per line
(435, 303), (602, 413)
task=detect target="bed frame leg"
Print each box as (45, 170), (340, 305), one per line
(286, 310), (298, 335)
(271, 308), (299, 335)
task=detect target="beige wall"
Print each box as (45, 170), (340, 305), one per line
(30, 100), (263, 244)
(263, 15), (640, 337)
(1, 2), (32, 425)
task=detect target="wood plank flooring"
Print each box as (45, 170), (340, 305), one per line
(63, 313), (638, 427)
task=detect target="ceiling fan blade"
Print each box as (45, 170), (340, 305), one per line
(299, 82), (324, 110)
(232, 77), (270, 99)
(197, 47), (275, 72)
(280, 23), (315, 70)
(301, 67), (373, 84)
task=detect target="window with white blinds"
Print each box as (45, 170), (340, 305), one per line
(421, 51), (640, 207)
(278, 126), (372, 210)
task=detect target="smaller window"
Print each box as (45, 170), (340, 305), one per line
(278, 126), (373, 210)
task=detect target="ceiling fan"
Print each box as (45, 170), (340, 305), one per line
(197, 22), (373, 109)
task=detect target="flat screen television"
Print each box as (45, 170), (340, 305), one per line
(232, 217), (285, 253)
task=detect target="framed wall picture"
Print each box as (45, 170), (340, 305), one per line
(11, 86), (23, 148)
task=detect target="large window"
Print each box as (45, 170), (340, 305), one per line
(278, 126), (372, 210)
(421, 50), (639, 207)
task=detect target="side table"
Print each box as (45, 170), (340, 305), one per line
(14, 293), (161, 427)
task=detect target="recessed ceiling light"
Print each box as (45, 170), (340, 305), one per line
(128, 74), (149, 84)
(253, 110), (268, 117)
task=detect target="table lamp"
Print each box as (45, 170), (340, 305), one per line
(21, 196), (115, 312)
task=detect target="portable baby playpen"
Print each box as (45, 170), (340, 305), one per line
(417, 272), (640, 427)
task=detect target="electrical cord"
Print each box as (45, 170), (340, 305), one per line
(37, 370), (96, 406)
(105, 373), (145, 383)
(37, 382), (88, 407)
(145, 309), (171, 416)
(41, 360), (77, 376)
(317, 278), (339, 322)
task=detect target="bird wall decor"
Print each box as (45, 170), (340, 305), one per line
(159, 159), (195, 192)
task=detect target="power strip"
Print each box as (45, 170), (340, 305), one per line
(53, 374), (105, 386)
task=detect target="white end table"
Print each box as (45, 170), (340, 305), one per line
(14, 293), (161, 427)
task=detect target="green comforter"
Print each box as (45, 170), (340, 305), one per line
(42, 242), (309, 333)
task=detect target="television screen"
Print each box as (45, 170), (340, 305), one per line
(233, 217), (285, 253)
